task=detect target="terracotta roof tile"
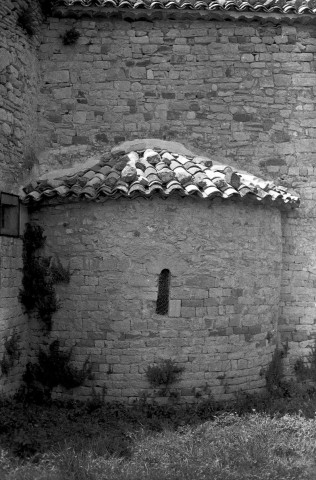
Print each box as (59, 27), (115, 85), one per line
(56, 0), (316, 15)
(21, 142), (300, 209)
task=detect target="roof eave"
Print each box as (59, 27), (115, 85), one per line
(52, 5), (316, 24)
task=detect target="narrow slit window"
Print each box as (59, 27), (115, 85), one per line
(156, 269), (170, 315)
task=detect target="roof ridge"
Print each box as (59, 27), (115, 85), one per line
(21, 146), (300, 209)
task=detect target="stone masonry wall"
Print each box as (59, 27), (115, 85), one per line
(30, 197), (282, 402)
(0, 0), (41, 193)
(0, 236), (27, 395)
(36, 16), (316, 373)
(0, 0), (41, 395)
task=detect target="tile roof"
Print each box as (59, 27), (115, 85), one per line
(21, 140), (300, 208)
(56, 0), (316, 15)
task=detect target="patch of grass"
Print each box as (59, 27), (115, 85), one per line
(1, 355), (316, 480)
(0, 411), (316, 480)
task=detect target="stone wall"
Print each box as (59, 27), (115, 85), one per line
(0, 0), (40, 394)
(0, 236), (27, 395)
(37, 17), (316, 167)
(30, 197), (282, 402)
(1, 9), (316, 396)
(0, 0), (41, 193)
(36, 15), (316, 373)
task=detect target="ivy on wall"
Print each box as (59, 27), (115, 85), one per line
(38, 0), (56, 16)
(19, 223), (70, 331)
(0, 331), (21, 377)
(17, 223), (93, 400)
(17, 1), (57, 37)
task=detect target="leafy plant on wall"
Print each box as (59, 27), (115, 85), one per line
(20, 340), (92, 403)
(38, 0), (56, 16)
(17, 224), (94, 401)
(19, 223), (70, 331)
(294, 342), (316, 383)
(62, 27), (81, 45)
(0, 331), (21, 376)
(17, 0), (56, 37)
(17, 6), (37, 37)
(146, 359), (184, 397)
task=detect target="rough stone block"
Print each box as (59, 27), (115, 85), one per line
(181, 307), (196, 318)
(53, 87), (72, 99)
(169, 300), (181, 317)
(44, 70), (69, 83)
(292, 73), (316, 86)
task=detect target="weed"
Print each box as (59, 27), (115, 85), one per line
(145, 359), (184, 393)
(18, 340), (92, 403)
(189, 395), (217, 421)
(265, 347), (286, 396)
(294, 341), (316, 382)
(85, 385), (108, 413)
(62, 27), (81, 46)
(0, 331), (20, 376)
(12, 430), (40, 458)
(47, 256), (71, 284)
(22, 149), (38, 172)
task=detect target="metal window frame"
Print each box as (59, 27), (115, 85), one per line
(0, 192), (20, 238)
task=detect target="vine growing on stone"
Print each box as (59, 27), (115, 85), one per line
(0, 331), (21, 376)
(19, 223), (70, 331)
(17, 1), (56, 37)
(38, 0), (56, 17)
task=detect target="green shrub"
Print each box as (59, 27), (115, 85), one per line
(18, 340), (92, 403)
(145, 359), (184, 391)
(62, 27), (81, 45)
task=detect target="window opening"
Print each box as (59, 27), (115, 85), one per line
(156, 269), (170, 315)
(0, 193), (20, 237)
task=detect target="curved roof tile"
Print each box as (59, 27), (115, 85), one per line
(21, 143), (300, 208)
(56, 0), (316, 15)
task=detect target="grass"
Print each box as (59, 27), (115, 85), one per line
(1, 413), (316, 480)
(0, 391), (316, 480)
